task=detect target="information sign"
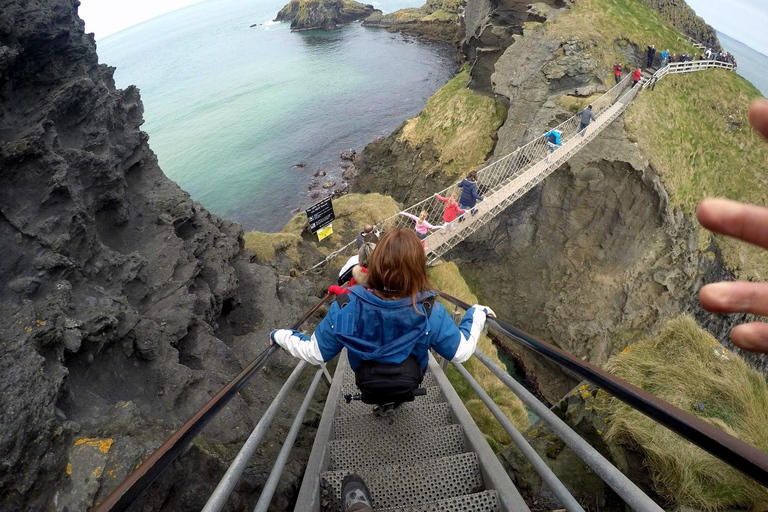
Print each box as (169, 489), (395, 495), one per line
(306, 197), (335, 233)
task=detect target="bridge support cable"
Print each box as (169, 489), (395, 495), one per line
(93, 293), (333, 512)
(435, 290), (768, 489)
(202, 360), (309, 512)
(452, 361), (586, 512)
(305, 61), (732, 274)
(253, 368), (325, 512)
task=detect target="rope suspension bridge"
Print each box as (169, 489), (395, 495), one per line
(309, 59), (736, 270)
(89, 60), (764, 512)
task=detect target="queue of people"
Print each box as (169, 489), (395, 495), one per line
(650, 44), (738, 69)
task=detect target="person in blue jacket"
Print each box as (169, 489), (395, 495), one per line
(543, 128), (562, 163)
(270, 227), (495, 382)
(457, 170), (484, 219)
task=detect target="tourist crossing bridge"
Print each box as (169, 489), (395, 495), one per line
(308, 58), (736, 269)
(90, 60), (763, 512)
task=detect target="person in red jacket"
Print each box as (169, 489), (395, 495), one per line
(632, 67), (642, 87)
(434, 192), (465, 230)
(613, 62), (623, 84)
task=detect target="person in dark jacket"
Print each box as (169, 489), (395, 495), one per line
(577, 105), (596, 137)
(457, 170), (484, 218)
(355, 224), (379, 249)
(270, 228), (495, 403)
(647, 44), (656, 68)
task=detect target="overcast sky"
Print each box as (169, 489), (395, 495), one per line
(78, 0), (204, 40)
(686, 0), (768, 56)
(79, 0), (768, 56)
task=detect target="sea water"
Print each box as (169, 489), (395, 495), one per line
(95, 0), (456, 231)
(719, 31), (768, 97)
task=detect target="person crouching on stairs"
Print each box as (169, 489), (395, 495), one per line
(434, 191), (465, 230)
(270, 228), (496, 414)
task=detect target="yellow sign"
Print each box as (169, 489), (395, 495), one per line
(317, 224), (333, 241)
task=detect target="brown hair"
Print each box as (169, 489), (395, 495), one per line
(367, 228), (432, 310)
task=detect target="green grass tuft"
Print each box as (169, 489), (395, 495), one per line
(605, 317), (768, 510)
(400, 68), (506, 179)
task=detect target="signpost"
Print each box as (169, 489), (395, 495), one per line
(306, 197), (335, 241)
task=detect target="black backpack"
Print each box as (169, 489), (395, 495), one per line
(336, 293), (434, 406)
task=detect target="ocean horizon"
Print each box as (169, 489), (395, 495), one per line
(96, 0), (457, 232)
(718, 31), (768, 97)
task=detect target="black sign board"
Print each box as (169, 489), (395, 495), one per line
(306, 197), (335, 233)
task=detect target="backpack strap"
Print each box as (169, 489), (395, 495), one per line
(336, 293), (351, 309)
(421, 296), (435, 319)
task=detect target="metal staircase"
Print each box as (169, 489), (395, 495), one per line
(295, 352), (530, 512)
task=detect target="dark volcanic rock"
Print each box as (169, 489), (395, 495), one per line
(0, 1), (322, 509)
(275, 0), (378, 31)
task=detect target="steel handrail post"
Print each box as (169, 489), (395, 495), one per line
(252, 369), (325, 512)
(452, 362), (586, 512)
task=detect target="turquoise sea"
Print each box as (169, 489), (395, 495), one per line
(718, 31), (768, 97)
(95, 0), (456, 231)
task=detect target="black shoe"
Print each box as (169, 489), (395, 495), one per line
(342, 474), (373, 512)
(372, 403), (395, 417)
(471, 208), (478, 216)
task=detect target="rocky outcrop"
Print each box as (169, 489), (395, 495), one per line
(0, 1), (322, 509)
(275, 0), (378, 31)
(362, 0), (467, 44)
(637, 0), (720, 50)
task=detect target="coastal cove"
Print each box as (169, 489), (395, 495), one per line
(96, 0), (458, 232)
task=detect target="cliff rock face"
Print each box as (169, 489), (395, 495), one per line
(275, 0), (378, 31)
(637, 0), (720, 49)
(0, 1), (320, 509)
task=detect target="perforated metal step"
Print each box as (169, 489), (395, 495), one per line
(328, 424), (465, 471)
(320, 452), (483, 512)
(342, 370), (438, 394)
(333, 402), (453, 440)
(337, 386), (444, 416)
(378, 490), (500, 512)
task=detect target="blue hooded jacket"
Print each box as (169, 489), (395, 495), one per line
(280, 286), (486, 370)
(457, 178), (484, 208)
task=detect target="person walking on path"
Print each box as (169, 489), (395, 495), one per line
(647, 44), (656, 68)
(543, 128), (562, 163)
(632, 67), (642, 87)
(457, 170), (484, 219)
(435, 192), (465, 230)
(577, 105), (596, 137)
(660, 48), (669, 67)
(613, 62), (622, 84)
(400, 210), (441, 240)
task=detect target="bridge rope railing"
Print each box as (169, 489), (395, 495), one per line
(643, 59), (734, 89)
(306, 74), (638, 272)
(436, 290), (768, 490)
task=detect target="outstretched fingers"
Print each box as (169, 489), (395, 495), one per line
(731, 322), (768, 353)
(699, 282), (768, 317)
(749, 98), (768, 141)
(697, 198), (768, 250)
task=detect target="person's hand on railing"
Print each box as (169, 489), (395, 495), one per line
(477, 305), (496, 319)
(698, 99), (768, 354)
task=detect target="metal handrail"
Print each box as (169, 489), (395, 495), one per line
(435, 290), (768, 488)
(93, 292), (333, 512)
(452, 361), (586, 512)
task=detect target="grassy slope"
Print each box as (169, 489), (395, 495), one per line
(400, 68), (506, 179)
(428, 262), (529, 450)
(625, 71), (768, 279)
(606, 317), (768, 510)
(547, 0), (696, 82)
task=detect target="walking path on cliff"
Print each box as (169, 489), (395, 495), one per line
(309, 59), (734, 270)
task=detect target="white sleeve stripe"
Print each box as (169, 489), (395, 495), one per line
(451, 307), (486, 363)
(280, 332), (325, 365)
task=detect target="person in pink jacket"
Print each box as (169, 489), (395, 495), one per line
(400, 210), (441, 240)
(434, 192), (465, 230)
